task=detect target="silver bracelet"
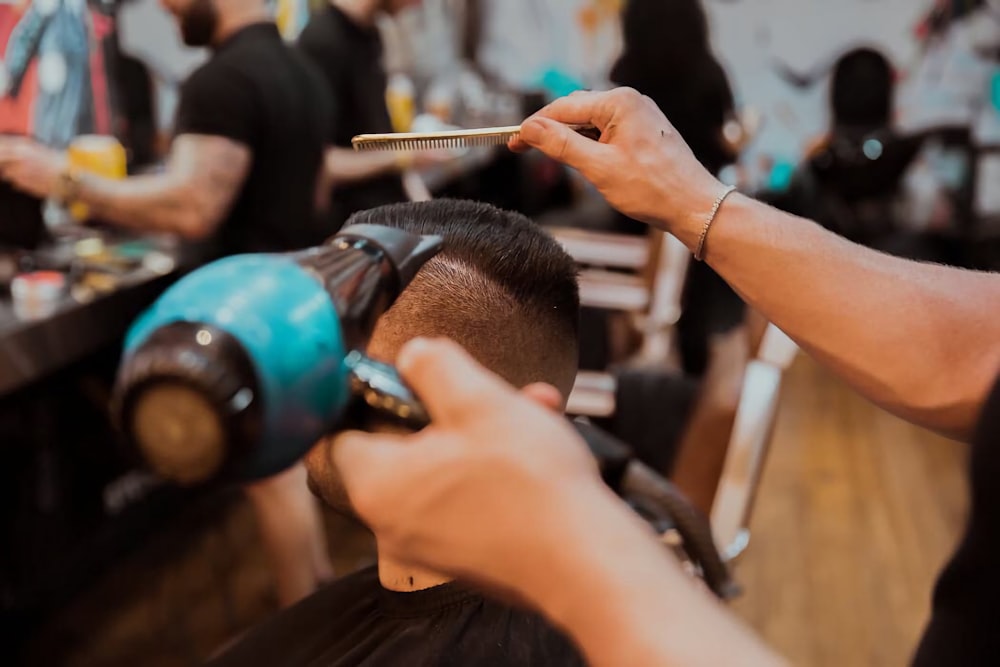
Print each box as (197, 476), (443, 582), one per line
(694, 185), (737, 262)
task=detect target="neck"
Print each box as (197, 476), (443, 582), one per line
(213, 5), (271, 46)
(377, 545), (451, 592)
(332, 0), (378, 27)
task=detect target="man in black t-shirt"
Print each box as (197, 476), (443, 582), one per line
(298, 0), (423, 232)
(210, 200), (586, 667)
(0, 0), (332, 260)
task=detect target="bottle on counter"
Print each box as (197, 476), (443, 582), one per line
(45, 135), (127, 234)
(385, 73), (417, 133)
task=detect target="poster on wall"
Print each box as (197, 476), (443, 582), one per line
(0, 0), (118, 149)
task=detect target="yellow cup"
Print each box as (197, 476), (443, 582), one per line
(67, 135), (127, 222)
(385, 74), (416, 134)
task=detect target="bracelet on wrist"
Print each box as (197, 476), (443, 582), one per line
(693, 185), (737, 262)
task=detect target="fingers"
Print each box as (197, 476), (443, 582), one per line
(327, 429), (407, 511)
(0, 141), (19, 165)
(0, 135), (33, 159)
(509, 90), (612, 153)
(396, 337), (515, 425)
(516, 117), (611, 173)
(521, 383), (564, 413)
(533, 90), (615, 127)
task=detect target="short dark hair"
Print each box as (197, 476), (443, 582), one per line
(831, 47), (894, 129)
(346, 199), (580, 395)
(612, 0), (711, 88)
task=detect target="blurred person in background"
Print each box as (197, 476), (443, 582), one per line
(299, 0), (436, 233)
(787, 46), (970, 266)
(0, 0), (335, 608)
(608, 0), (749, 514)
(796, 49), (938, 253)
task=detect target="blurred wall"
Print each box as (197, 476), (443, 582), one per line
(707, 0), (935, 164)
(117, 0), (207, 133)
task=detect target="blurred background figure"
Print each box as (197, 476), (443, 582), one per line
(298, 0), (430, 233)
(787, 47), (961, 263)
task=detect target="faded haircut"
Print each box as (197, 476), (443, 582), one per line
(347, 199), (580, 396)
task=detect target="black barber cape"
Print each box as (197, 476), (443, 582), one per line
(174, 23), (331, 259)
(208, 565), (584, 666)
(913, 373), (1000, 665)
(298, 5), (408, 232)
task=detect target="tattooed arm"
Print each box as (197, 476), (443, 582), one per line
(74, 135), (251, 239)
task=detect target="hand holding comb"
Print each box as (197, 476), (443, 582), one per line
(352, 124), (601, 152)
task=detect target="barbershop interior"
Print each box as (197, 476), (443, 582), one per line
(2, 0), (999, 665)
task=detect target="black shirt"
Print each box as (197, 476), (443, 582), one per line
(174, 23), (331, 259)
(209, 565), (584, 666)
(298, 5), (407, 231)
(913, 374), (1000, 665)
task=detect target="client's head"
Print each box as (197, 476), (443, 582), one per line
(306, 199), (580, 513)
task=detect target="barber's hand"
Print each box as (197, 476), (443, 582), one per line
(510, 88), (728, 242)
(0, 136), (66, 199)
(324, 337), (608, 599)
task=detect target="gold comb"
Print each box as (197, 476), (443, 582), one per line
(352, 124), (600, 151)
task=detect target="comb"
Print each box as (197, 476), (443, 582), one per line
(352, 124), (600, 151)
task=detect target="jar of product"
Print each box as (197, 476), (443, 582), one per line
(11, 271), (67, 320)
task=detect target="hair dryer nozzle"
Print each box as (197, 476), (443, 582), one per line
(336, 223), (444, 292)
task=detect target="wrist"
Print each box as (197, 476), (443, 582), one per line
(522, 484), (677, 622)
(52, 169), (83, 207)
(666, 177), (728, 246)
(524, 483), (753, 665)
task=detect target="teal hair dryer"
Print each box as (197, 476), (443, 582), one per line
(113, 225), (441, 485)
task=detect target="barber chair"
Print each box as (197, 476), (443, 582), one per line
(548, 218), (690, 364)
(569, 324), (799, 567)
(575, 419), (739, 600)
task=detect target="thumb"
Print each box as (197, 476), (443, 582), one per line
(328, 429), (408, 515)
(519, 117), (608, 172)
(396, 337), (516, 425)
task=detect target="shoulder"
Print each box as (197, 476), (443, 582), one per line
(299, 9), (347, 56)
(181, 57), (250, 97)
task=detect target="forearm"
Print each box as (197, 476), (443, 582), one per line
(325, 147), (402, 184)
(527, 486), (784, 667)
(76, 172), (214, 238)
(694, 193), (1000, 439)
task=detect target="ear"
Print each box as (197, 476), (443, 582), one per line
(520, 382), (564, 413)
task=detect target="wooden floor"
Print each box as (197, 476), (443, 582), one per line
(730, 356), (968, 667)
(23, 355), (969, 666)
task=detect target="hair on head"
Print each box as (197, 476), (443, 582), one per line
(346, 199), (580, 395)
